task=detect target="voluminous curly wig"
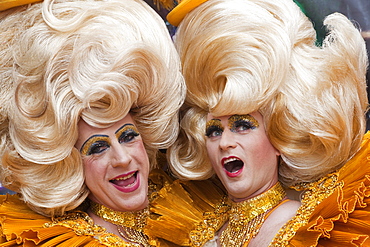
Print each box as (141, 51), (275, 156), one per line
(0, 0), (185, 216)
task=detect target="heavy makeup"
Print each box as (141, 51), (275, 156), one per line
(75, 113), (150, 212)
(205, 112), (280, 202)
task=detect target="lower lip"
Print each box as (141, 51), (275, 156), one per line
(112, 172), (140, 193)
(224, 166), (244, 177)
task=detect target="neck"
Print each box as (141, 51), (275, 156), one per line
(230, 178), (279, 202)
(220, 182), (286, 247)
(229, 182), (286, 216)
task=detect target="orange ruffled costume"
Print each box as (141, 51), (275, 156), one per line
(274, 132), (370, 246)
(146, 178), (227, 246)
(0, 193), (126, 247)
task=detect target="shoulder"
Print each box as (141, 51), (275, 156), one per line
(274, 132), (370, 246)
(250, 199), (300, 247)
(268, 199), (301, 224)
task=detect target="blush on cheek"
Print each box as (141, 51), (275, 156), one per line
(137, 142), (150, 171)
(205, 143), (215, 157)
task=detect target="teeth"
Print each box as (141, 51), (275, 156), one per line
(113, 173), (134, 181)
(223, 157), (240, 164)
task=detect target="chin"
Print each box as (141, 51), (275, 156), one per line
(124, 195), (149, 211)
(226, 187), (250, 200)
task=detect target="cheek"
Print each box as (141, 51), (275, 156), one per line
(205, 141), (212, 156)
(135, 141), (150, 170)
(206, 141), (218, 166)
(83, 157), (104, 179)
(251, 137), (279, 167)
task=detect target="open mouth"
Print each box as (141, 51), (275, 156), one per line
(223, 157), (244, 177)
(110, 171), (138, 188)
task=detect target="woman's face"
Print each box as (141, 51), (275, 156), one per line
(205, 112), (280, 201)
(75, 113), (150, 212)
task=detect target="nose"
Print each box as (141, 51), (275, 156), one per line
(110, 141), (132, 168)
(219, 128), (237, 151)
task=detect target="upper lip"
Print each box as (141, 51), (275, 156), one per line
(221, 156), (241, 166)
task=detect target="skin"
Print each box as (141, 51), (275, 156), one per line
(75, 113), (150, 214)
(205, 112), (280, 201)
(205, 111), (301, 246)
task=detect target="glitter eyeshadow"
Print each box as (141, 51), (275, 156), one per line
(80, 135), (110, 156)
(115, 124), (139, 141)
(228, 114), (259, 130)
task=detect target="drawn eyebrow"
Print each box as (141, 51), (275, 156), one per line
(80, 134), (109, 154)
(115, 123), (138, 137)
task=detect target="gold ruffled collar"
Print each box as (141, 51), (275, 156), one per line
(220, 182), (286, 246)
(89, 200), (150, 246)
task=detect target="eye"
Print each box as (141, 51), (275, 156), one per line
(233, 120), (256, 133)
(80, 135), (110, 156)
(116, 123), (140, 144)
(118, 128), (139, 143)
(228, 115), (259, 133)
(86, 141), (109, 155)
(206, 126), (223, 138)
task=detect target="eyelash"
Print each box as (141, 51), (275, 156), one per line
(82, 127), (140, 156)
(205, 126), (224, 138)
(205, 119), (257, 138)
(231, 120), (256, 132)
(86, 140), (109, 156)
(117, 129), (139, 144)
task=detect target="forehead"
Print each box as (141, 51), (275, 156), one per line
(206, 113), (230, 121)
(207, 112), (260, 119)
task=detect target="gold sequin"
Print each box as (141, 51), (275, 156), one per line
(220, 182), (286, 247)
(90, 200), (149, 232)
(190, 196), (230, 246)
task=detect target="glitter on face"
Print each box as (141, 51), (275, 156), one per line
(228, 114), (259, 132)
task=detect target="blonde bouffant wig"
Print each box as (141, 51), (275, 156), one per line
(167, 0), (368, 186)
(0, 0), (185, 216)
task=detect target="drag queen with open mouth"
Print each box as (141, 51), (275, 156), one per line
(0, 0), (184, 245)
(148, 0), (370, 246)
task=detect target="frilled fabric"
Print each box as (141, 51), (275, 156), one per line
(0, 194), (115, 246)
(146, 178), (227, 246)
(273, 132), (370, 246)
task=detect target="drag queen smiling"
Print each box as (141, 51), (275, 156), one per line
(75, 114), (151, 223)
(0, 0), (185, 245)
